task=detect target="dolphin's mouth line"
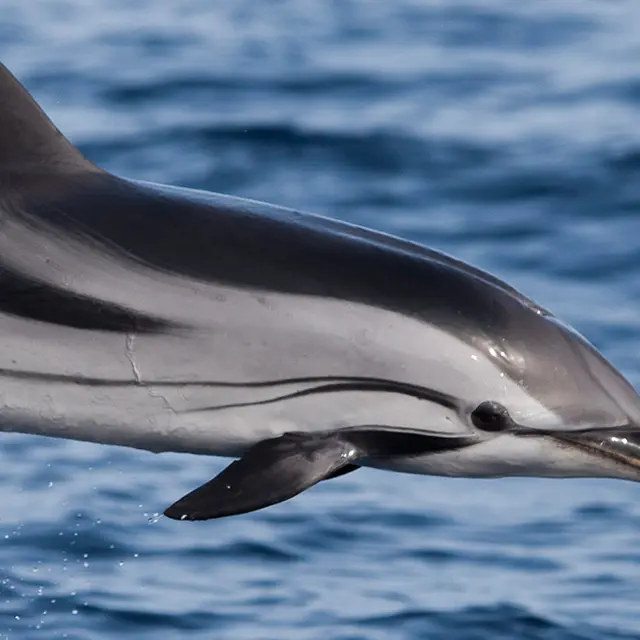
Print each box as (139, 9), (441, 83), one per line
(486, 420), (640, 473)
(550, 428), (640, 472)
(499, 421), (640, 474)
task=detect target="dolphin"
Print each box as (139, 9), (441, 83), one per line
(1, 62), (640, 523)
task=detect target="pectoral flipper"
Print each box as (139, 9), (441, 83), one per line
(164, 428), (474, 521)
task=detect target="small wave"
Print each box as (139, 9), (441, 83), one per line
(350, 603), (628, 640)
(407, 547), (561, 572)
(176, 540), (301, 564)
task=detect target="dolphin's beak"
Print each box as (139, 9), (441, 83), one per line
(552, 426), (640, 477)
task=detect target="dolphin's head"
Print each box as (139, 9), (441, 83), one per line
(385, 262), (640, 482)
(462, 317), (640, 481)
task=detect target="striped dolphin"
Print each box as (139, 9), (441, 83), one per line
(1, 62), (640, 523)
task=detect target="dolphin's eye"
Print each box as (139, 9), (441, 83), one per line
(471, 401), (511, 432)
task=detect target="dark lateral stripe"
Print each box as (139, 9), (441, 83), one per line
(182, 380), (460, 413)
(0, 367), (460, 410)
(0, 266), (175, 333)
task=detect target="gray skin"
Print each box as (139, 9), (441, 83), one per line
(1, 62), (640, 521)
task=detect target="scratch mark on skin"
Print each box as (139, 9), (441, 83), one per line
(125, 332), (176, 413)
(125, 333), (142, 384)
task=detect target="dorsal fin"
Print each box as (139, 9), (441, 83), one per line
(0, 63), (99, 174)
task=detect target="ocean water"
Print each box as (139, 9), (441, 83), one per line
(2, 1), (640, 638)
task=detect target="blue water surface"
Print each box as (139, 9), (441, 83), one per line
(2, 1), (640, 638)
